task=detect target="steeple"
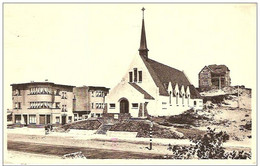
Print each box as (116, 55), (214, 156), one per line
(138, 7), (149, 59)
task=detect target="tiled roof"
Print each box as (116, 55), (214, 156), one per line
(208, 64), (230, 74)
(189, 85), (203, 99)
(129, 82), (155, 100)
(140, 55), (201, 99)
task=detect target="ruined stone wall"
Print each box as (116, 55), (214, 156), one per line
(199, 67), (212, 91)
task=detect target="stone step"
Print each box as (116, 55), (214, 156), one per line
(95, 124), (113, 135)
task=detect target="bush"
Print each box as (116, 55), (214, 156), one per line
(165, 128), (251, 159)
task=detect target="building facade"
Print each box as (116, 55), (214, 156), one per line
(73, 86), (110, 120)
(199, 65), (231, 91)
(105, 9), (203, 118)
(11, 82), (75, 125)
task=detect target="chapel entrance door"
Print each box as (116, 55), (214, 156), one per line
(120, 99), (129, 114)
(62, 116), (66, 125)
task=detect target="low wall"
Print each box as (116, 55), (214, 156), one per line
(69, 129), (96, 135)
(106, 131), (138, 138)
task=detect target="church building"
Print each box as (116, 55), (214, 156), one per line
(105, 8), (203, 118)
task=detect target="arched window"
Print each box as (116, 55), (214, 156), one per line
(182, 93), (184, 105)
(176, 92), (179, 105)
(169, 91), (172, 105)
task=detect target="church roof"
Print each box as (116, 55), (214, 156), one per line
(140, 55), (202, 99)
(129, 82), (154, 100)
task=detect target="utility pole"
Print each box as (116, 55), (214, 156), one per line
(219, 77), (221, 89)
(237, 86), (240, 108)
(149, 121), (153, 150)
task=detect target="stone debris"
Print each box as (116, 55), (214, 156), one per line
(62, 151), (86, 159)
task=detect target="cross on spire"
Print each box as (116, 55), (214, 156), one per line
(141, 7), (145, 19)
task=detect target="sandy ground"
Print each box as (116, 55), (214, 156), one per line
(195, 107), (252, 143)
(5, 123), (252, 164)
(5, 150), (91, 164)
(7, 130), (185, 156)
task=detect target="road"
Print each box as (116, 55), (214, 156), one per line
(8, 141), (161, 159)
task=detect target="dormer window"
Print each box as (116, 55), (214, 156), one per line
(134, 68), (137, 82)
(129, 72), (133, 82)
(138, 71), (142, 82)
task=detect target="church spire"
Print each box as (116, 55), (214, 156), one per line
(138, 7), (149, 59)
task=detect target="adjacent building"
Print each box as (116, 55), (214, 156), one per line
(199, 64), (231, 91)
(10, 82), (110, 126)
(73, 86), (110, 120)
(11, 81), (75, 126)
(105, 9), (203, 118)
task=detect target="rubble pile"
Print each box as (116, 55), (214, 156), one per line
(110, 120), (184, 139)
(59, 119), (102, 131)
(62, 151), (86, 159)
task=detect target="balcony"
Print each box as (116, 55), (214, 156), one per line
(27, 95), (53, 102)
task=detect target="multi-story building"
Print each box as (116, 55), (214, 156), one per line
(11, 81), (75, 126)
(199, 64), (231, 91)
(73, 86), (110, 120)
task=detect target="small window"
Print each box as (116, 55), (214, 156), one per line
(134, 68), (137, 82)
(110, 103), (116, 109)
(56, 117), (60, 123)
(176, 93), (179, 105)
(114, 114), (119, 119)
(169, 91), (172, 105)
(15, 115), (21, 123)
(96, 103), (103, 109)
(138, 71), (142, 82)
(68, 116), (72, 123)
(14, 89), (21, 96)
(91, 103), (94, 109)
(96, 91), (103, 97)
(74, 114), (78, 121)
(15, 102), (21, 109)
(62, 105), (67, 112)
(129, 72), (133, 82)
(55, 102), (60, 108)
(29, 115), (36, 124)
(162, 102), (167, 109)
(56, 89), (60, 96)
(194, 101), (197, 106)
(132, 103), (138, 109)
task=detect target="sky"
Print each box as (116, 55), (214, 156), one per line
(4, 3), (256, 109)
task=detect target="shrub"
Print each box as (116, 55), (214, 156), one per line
(165, 127), (251, 159)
